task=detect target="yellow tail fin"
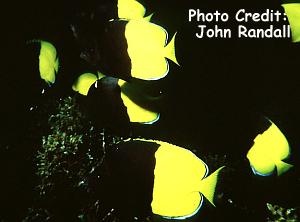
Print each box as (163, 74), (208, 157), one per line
(276, 160), (293, 176)
(198, 166), (224, 207)
(143, 13), (154, 22)
(97, 71), (106, 80)
(164, 32), (179, 66)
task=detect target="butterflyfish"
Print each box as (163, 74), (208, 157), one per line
(104, 139), (224, 220)
(28, 40), (59, 85)
(282, 3), (300, 42)
(117, 0), (153, 21)
(97, 19), (179, 81)
(24, 39), (60, 98)
(72, 72), (160, 124)
(246, 118), (293, 176)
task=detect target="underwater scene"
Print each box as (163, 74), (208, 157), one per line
(0, 0), (300, 221)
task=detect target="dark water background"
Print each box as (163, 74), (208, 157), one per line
(0, 0), (300, 221)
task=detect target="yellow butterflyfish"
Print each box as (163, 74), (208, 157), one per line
(38, 40), (59, 85)
(247, 118), (293, 176)
(106, 138), (224, 219)
(125, 19), (179, 80)
(98, 20), (179, 81)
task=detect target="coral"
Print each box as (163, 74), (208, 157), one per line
(36, 96), (88, 196)
(267, 203), (299, 222)
(26, 96), (120, 221)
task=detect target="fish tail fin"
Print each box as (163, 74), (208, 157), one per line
(276, 160), (293, 176)
(164, 32), (180, 66)
(97, 71), (106, 80)
(143, 13), (154, 21)
(198, 166), (225, 207)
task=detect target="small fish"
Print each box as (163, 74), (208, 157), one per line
(27, 40), (59, 85)
(247, 118), (293, 176)
(150, 140), (224, 219)
(22, 39), (60, 110)
(97, 19), (179, 81)
(282, 3), (300, 42)
(117, 0), (153, 21)
(72, 72), (160, 124)
(105, 139), (224, 220)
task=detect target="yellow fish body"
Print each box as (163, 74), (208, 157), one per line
(149, 139), (224, 219)
(101, 139), (224, 219)
(282, 3), (300, 43)
(38, 40), (59, 85)
(97, 19), (179, 81)
(111, 138), (223, 219)
(247, 118), (293, 176)
(124, 19), (179, 80)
